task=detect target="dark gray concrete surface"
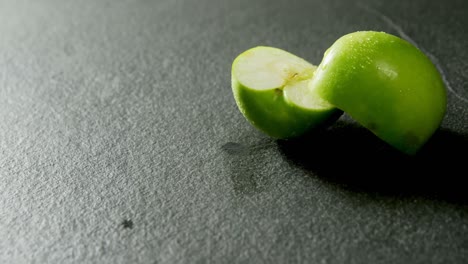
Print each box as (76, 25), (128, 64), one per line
(1, 0), (467, 263)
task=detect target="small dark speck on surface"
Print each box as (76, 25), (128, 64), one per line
(121, 220), (133, 229)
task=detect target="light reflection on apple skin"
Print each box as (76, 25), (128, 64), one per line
(376, 61), (398, 80)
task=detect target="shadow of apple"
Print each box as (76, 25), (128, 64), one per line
(277, 119), (468, 204)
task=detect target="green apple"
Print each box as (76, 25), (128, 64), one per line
(231, 46), (342, 139)
(311, 31), (447, 155)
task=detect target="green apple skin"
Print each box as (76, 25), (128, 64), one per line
(311, 31), (447, 155)
(231, 47), (342, 139)
(232, 77), (342, 139)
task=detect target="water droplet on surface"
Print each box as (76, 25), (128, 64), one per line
(222, 142), (248, 155)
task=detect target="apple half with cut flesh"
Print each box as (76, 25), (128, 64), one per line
(231, 46), (342, 139)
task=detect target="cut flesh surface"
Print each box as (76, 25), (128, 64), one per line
(232, 46), (334, 110)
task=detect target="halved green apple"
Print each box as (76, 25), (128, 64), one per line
(231, 46), (342, 139)
(311, 31), (447, 155)
(231, 32), (446, 155)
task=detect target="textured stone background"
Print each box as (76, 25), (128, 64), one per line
(1, 0), (467, 263)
